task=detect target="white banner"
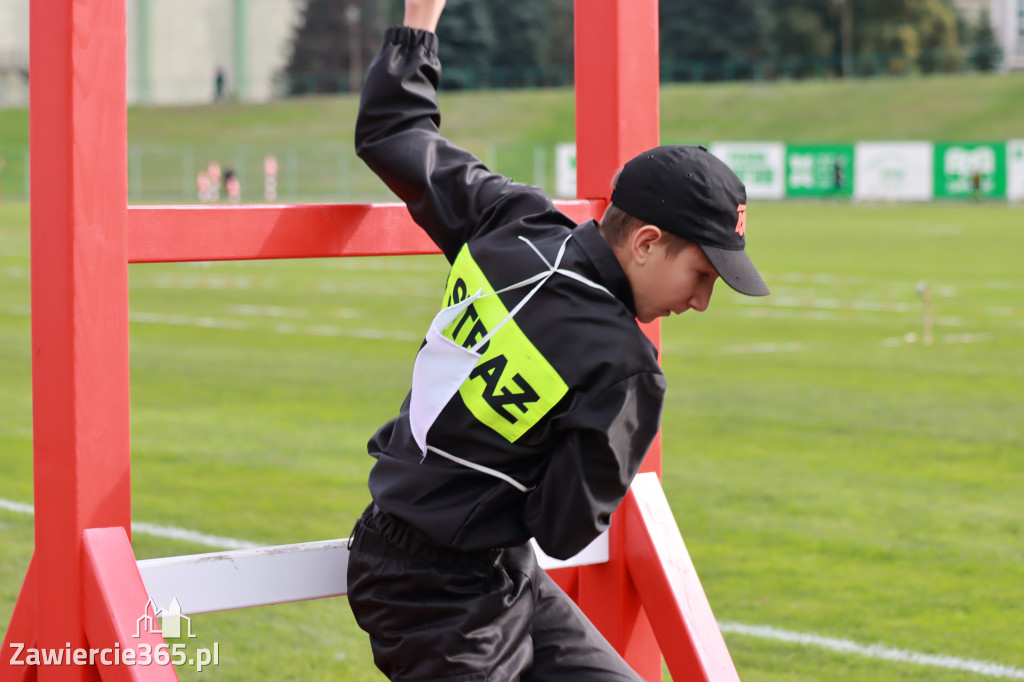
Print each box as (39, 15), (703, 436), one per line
(1008, 139), (1024, 202)
(853, 142), (934, 201)
(709, 142), (786, 200)
(554, 143), (577, 199)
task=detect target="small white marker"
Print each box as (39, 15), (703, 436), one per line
(915, 281), (934, 345)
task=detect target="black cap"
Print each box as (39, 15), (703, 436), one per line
(610, 145), (769, 297)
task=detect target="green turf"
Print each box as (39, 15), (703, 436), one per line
(118, 71), (1024, 145)
(1, 71), (1023, 202)
(1, 199), (1021, 679)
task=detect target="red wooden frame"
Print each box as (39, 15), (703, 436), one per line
(1, 1), (738, 679)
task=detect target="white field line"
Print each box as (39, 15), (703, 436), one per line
(2, 497), (1020, 679)
(129, 274), (440, 299)
(7, 266), (1024, 292)
(703, 341), (809, 355)
(6, 267), (1023, 318)
(737, 295), (919, 313)
(732, 295), (1024, 322)
(0, 305), (420, 341)
(880, 333), (993, 347)
(225, 304), (310, 318)
(126, 311), (421, 342)
(8, 299), (962, 328)
(328, 259), (445, 273)
(130, 521), (260, 551)
(733, 306), (966, 326)
(0, 498), (258, 551)
(718, 622), (1024, 680)
(768, 272), (1024, 291)
(0, 499), (33, 516)
(663, 331), (992, 357)
(0, 306), (997, 352)
(164, 258), (446, 274)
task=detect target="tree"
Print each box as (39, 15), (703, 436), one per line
(283, 0), (978, 95)
(285, 0), (573, 94)
(855, 0), (961, 73)
(487, 0), (572, 87)
(284, 0), (388, 95)
(773, 2), (836, 58)
(491, 3), (546, 71)
(542, 0), (574, 82)
(968, 8), (1002, 71)
(660, 0), (775, 81)
(763, 0), (963, 77)
(435, 0), (496, 89)
(768, 0), (841, 77)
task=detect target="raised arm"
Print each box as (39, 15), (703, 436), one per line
(403, 0), (445, 33)
(355, 2), (521, 262)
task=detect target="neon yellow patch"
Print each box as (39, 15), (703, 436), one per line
(441, 245), (568, 443)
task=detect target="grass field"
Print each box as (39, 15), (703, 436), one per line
(1, 196), (1022, 680)
(2, 71), (1024, 202)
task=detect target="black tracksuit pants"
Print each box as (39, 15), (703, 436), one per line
(347, 504), (643, 681)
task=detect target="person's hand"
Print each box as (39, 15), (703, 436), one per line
(404, 0), (445, 33)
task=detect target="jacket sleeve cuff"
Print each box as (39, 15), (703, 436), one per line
(383, 25), (439, 56)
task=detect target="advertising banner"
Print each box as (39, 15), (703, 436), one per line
(933, 142), (1006, 199)
(785, 144), (855, 198)
(709, 142), (786, 199)
(853, 142), (933, 201)
(1008, 140), (1024, 202)
(554, 143), (577, 198)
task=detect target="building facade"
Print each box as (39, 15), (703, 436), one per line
(954, 0), (1024, 70)
(0, 0), (1021, 108)
(991, 0), (1024, 70)
(126, 0), (302, 104)
(0, 0), (28, 106)
(0, 0), (302, 106)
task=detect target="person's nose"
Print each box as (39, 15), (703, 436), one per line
(689, 279), (716, 312)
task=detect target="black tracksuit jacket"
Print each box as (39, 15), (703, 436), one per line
(357, 26), (666, 561)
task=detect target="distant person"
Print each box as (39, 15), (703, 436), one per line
(971, 169), (983, 202)
(224, 168), (241, 202)
(196, 171), (213, 203)
(833, 158), (844, 197)
(214, 67), (227, 102)
(344, 0), (770, 679)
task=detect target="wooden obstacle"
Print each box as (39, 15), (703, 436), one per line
(0, 1), (738, 679)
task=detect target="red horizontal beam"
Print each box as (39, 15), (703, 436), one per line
(126, 200), (605, 264)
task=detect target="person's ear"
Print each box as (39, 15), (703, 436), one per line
(630, 225), (663, 265)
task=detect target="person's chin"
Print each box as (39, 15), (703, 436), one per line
(636, 311), (658, 324)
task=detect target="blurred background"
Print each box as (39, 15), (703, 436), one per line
(1, 0), (1021, 106)
(0, 0), (1022, 204)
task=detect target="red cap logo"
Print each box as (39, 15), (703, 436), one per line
(735, 204), (747, 237)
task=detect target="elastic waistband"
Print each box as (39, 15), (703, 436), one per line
(360, 503), (501, 569)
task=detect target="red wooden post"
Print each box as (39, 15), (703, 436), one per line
(624, 475), (741, 681)
(574, 0), (662, 477)
(574, 0), (664, 677)
(18, 1), (131, 679)
(82, 529), (177, 682)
